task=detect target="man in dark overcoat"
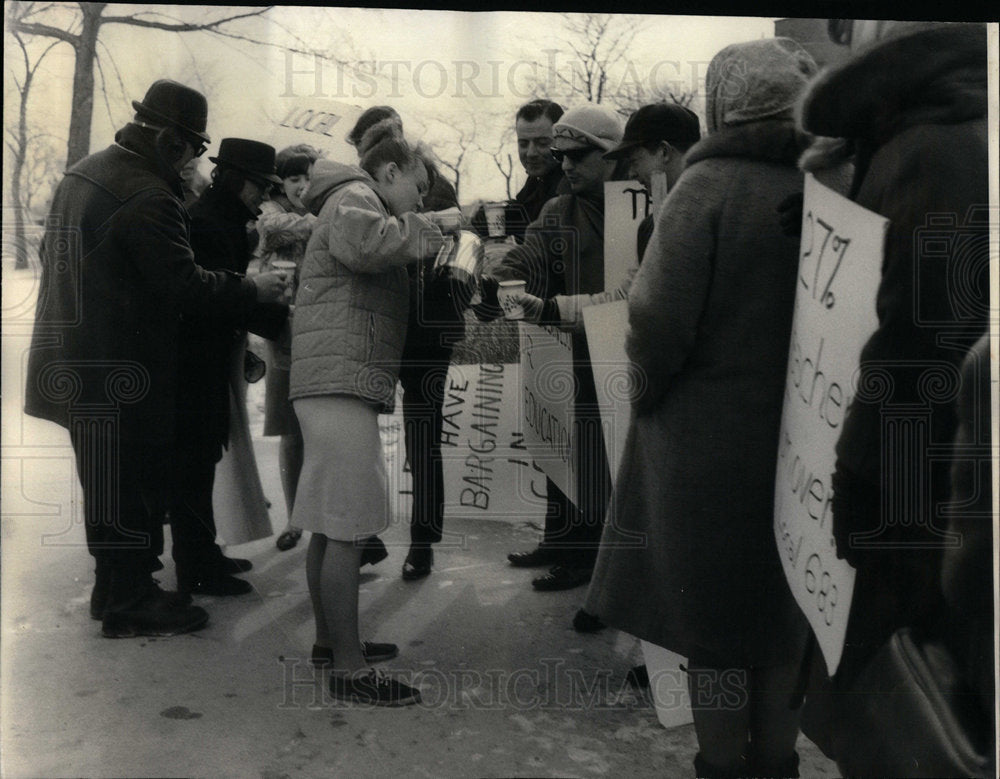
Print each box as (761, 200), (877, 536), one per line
(23, 80), (288, 637)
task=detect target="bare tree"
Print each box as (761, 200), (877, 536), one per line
(420, 112), (481, 203)
(480, 124), (517, 201)
(533, 13), (695, 115)
(548, 13), (640, 106)
(8, 2), (284, 167)
(4, 23), (61, 269)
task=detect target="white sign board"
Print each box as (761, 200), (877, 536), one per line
(384, 364), (548, 531)
(582, 300), (631, 487)
(773, 174), (888, 675)
(519, 323), (576, 503)
(604, 180), (649, 291)
(266, 98), (363, 164)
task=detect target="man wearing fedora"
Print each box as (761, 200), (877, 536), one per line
(24, 80), (289, 637)
(171, 139), (289, 596)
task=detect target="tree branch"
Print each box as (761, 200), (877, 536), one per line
(101, 7), (272, 31)
(10, 19), (78, 45)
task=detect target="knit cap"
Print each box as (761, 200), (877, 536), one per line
(553, 104), (624, 150)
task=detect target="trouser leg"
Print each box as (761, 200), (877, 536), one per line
(169, 448), (222, 573)
(401, 362), (449, 546)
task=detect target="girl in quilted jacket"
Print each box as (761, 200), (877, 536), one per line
(289, 121), (460, 706)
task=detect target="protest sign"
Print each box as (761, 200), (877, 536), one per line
(582, 300), (632, 487)
(604, 180), (648, 291)
(266, 98), (362, 163)
(386, 364), (548, 532)
(519, 323), (576, 503)
(773, 173), (888, 675)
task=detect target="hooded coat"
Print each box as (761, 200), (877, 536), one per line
(799, 23), (990, 682)
(288, 160), (444, 412)
(585, 39), (816, 667)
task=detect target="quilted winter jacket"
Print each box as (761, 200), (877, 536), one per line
(289, 160), (444, 412)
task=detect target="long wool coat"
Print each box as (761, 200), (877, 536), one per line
(585, 120), (810, 667)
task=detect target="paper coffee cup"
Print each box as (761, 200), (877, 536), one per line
(497, 279), (527, 320)
(484, 202), (506, 238)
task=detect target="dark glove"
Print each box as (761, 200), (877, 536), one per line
(830, 467), (881, 568)
(472, 274), (503, 322)
(777, 191), (804, 238)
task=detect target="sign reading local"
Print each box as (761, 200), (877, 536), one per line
(773, 174), (888, 675)
(267, 98), (363, 163)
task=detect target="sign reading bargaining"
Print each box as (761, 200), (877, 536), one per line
(773, 174), (888, 676)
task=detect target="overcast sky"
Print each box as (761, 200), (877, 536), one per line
(13, 5), (780, 201)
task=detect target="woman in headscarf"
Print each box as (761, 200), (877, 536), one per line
(584, 39), (818, 778)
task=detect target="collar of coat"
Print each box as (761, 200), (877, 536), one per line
(799, 24), (987, 148)
(113, 122), (185, 198)
(195, 183), (259, 224)
(684, 119), (806, 170)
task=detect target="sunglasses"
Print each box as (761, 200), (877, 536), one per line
(550, 146), (599, 164)
(190, 141), (208, 158)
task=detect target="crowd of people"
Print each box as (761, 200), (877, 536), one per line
(23, 18), (993, 777)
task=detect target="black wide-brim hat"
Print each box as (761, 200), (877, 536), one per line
(132, 79), (211, 144)
(209, 138), (283, 185)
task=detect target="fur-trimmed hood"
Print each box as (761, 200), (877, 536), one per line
(799, 24), (987, 147)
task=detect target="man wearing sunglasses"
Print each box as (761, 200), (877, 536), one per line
(488, 104), (625, 593)
(24, 80), (289, 638)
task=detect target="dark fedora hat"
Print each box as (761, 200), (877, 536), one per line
(209, 138), (283, 185)
(132, 79), (210, 143)
(604, 103), (701, 159)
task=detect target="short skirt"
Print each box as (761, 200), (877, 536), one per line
(290, 395), (390, 541)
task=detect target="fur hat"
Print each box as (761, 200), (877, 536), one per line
(553, 104), (624, 150)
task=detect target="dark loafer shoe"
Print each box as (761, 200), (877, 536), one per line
(359, 535), (388, 567)
(507, 546), (559, 568)
(531, 565), (593, 591)
(311, 641), (400, 668)
(219, 556), (253, 574)
(401, 546), (433, 581)
(91, 580), (191, 620)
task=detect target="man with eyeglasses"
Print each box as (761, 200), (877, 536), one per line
(24, 80), (288, 638)
(486, 104), (625, 592)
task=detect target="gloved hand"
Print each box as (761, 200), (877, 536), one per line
(472, 275), (502, 322)
(830, 468), (881, 569)
(509, 292), (544, 323)
(777, 191), (805, 238)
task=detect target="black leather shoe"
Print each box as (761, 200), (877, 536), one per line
(219, 556), (253, 574)
(91, 579), (191, 620)
(507, 545), (559, 568)
(178, 571), (253, 596)
(359, 536), (388, 567)
(311, 641), (399, 668)
(401, 546), (433, 581)
(572, 608), (605, 633)
(102, 586), (209, 638)
(531, 565), (592, 591)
